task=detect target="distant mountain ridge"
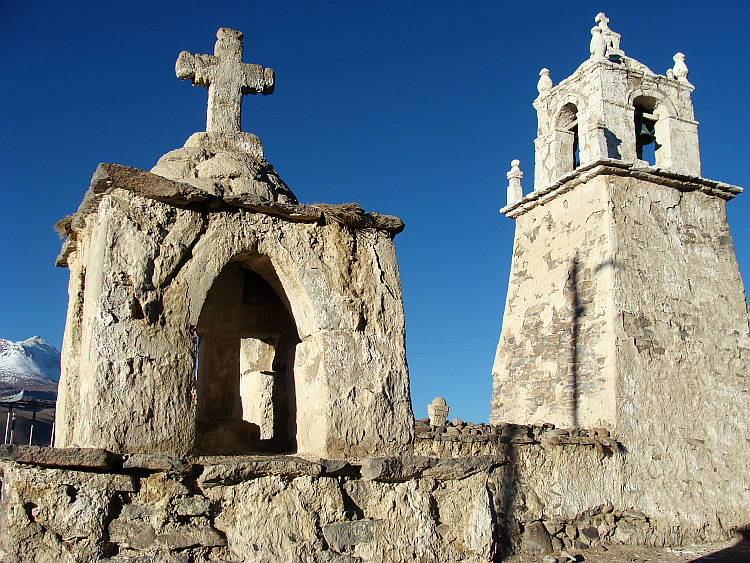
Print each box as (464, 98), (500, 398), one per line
(0, 337), (60, 386)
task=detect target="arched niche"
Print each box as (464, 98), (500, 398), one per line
(632, 95), (659, 164)
(194, 252), (300, 454)
(555, 102), (580, 177)
(628, 90), (692, 170)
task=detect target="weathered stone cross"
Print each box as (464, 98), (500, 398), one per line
(176, 28), (275, 135)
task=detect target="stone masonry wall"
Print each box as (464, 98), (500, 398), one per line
(55, 165), (413, 460)
(0, 438), (657, 563)
(2, 434), (740, 562)
(610, 176), (750, 537)
(491, 175), (616, 429)
(493, 166), (750, 546)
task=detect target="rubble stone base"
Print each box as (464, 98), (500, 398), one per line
(0, 440), (740, 562)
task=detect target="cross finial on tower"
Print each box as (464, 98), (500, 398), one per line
(175, 28), (275, 135)
(592, 13), (624, 58)
(595, 12), (610, 31)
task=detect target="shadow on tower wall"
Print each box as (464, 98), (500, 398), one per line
(567, 254), (582, 428)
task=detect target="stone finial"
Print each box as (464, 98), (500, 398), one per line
(507, 159), (524, 207)
(593, 12), (624, 58)
(595, 12), (610, 31)
(590, 26), (607, 59)
(176, 28), (275, 135)
(537, 68), (553, 94)
(427, 397), (450, 427)
(672, 52), (689, 82)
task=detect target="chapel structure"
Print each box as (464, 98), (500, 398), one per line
(53, 28), (414, 459)
(492, 13), (750, 528)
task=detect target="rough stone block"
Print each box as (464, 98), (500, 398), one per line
(0, 445), (117, 470)
(123, 454), (191, 473)
(157, 525), (227, 550)
(108, 519), (157, 551)
(174, 496), (211, 517)
(322, 519), (379, 552)
(196, 456), (323, 487)
(464, 486), (496, 559)
(522, 521), (553, 554)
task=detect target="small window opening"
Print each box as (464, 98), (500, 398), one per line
(634, 99), (658, 164)
(570, 119), (580, 169)
(556, 103), (580, 176)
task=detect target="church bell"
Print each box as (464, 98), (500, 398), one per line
(637, 122), (657, 146)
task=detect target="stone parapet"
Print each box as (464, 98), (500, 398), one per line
(1, 442), (729, 562)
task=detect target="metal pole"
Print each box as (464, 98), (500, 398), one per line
(4, 406), (12, 445)
(9, 411), (16, 445)
(29, 411), (37, 445)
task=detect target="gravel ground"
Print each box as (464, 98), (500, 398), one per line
(502, 539), (750, 562)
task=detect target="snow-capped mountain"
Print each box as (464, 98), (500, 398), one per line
(0, 337), (61, 385)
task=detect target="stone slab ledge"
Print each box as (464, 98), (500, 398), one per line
(0, 445), (118, 470)
(55, 163), (405, 267)
(0, 443), (619, 479)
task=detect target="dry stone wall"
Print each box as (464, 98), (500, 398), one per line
(0, 440), (685, 563)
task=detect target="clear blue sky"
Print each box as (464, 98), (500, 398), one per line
(2, 2), (748, 422)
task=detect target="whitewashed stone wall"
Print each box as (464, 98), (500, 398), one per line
(492, 163), (750, 542)
(495, 15), (748, 540)
(492, 173), (617, 428)
(533, 37), (699, 190)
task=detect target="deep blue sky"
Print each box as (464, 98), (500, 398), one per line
(2, 2), (748, 422)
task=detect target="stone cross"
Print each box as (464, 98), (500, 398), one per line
(594, 12), (623, 58)
(176, 28), (275, 135)
(594, 12), (610, 31)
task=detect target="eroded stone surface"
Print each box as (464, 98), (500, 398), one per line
(55, 167), (412, 460)
(0, 441), (717, 563)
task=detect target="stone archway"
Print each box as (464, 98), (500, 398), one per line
(194, 252), (300, 455)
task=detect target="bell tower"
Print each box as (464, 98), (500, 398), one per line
(491, 15), (750, 530)
(491, 13), (749, 440)
(530, 12), (700, 196)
